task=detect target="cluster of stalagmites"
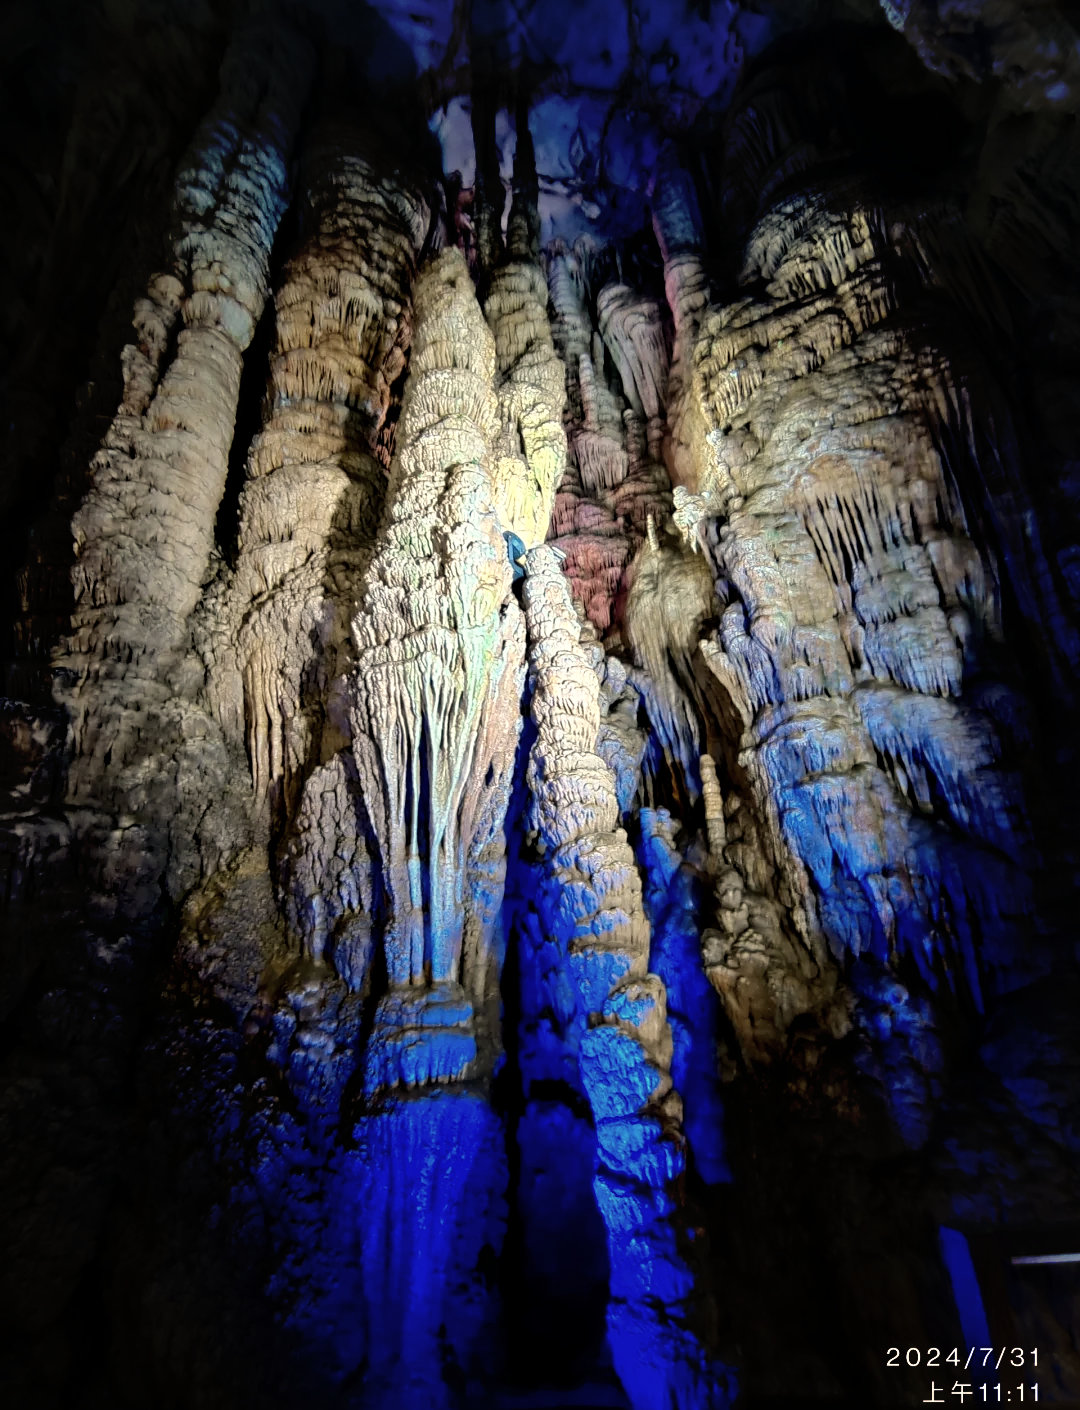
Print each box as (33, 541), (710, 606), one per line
(203, 122), (432, 829)
(0, 19), (323, 1403)
(62, 21), (314, 833)
(2, 20), (319, 936)
(546, 240), (675, 635)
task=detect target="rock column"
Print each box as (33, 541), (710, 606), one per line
(483, 117), (568, 548)
(350, 247), (526, 1091)
(188, 125), (433, 983)
(61, 20), (314, 815)
(522, 544), (731, 1409)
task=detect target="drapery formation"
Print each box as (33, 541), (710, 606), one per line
(208, 122), (431, 831)
(678, 189), (1047, 1139)
(484, 120), (567, 548)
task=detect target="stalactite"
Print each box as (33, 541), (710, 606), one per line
(349, 247), (526, 1093)
(507, 82), (541, 263)
(688, 186), (1044, 1128)
(651, 143), (711, 493)
(624, 539), (716, 793)
(597, 281), (670, 426)
(4, 9), (1080, 1407)
(483, 110), (568, 547)
(546, 405), (631, 626)
(469, 41), (505, 276)
(700, 836), (843, 1067)
(547, 239), (592, 423)
(544, 241), (673, 636)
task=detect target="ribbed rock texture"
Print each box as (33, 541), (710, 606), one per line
(0, 16), (317, 1404)
(343, 248), (523, 1087)
(205, 122), (431, 836)
(547, 240), (674, 636)
(517, 544), (733, 1408)
(675, 189), (1048, 1141)
(63, 19), (314, 821)
(484, 124), (568, 549)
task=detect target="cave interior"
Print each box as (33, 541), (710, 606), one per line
(1, 1), (1079, 1407)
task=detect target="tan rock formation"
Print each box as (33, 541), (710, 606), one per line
(349, 247), (526, 1089)
(699, 753), (727, 862)
(485, 257), (567, 546)
(597, 282), (669, 432)
(203, 124), (431, 835)
(651, 143), (711, 495)
(521, 541), (671, 1093)
(545, 243), (672, 635)
(685, 187), (1038, 1044)
(482, 117), (567, 548)
(624, 537), (716, 791)
(58, 18), (315, 822)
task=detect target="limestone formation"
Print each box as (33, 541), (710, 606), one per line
(546, 242), (673, 636)
(520, 543), (727, 1406)
(546, 242), (631, 632)
(204, 124), (431, 834)
(651, 144), (712, 495)
(483, 123), (567, 547)
(680, 187), (1044, 1119)
(61, 20), (315, 816)
(349, 247), (526, 1091)
(624, 536), (716, 792)
(1, 9), (1078, 1408)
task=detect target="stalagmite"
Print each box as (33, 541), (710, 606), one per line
(547, 240), (593, 424)
(521, 543), (728, 1409)
(700, 848), (840, 1065)
(203, 123), (431, 846)
(60, 20), (315, 811)
(349, 247), (526, 1092)
(699, 753), (727, 862)
(651, 143), (711, 493)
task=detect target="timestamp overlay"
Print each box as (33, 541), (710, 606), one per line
(886, 1347), (1044, 1403)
